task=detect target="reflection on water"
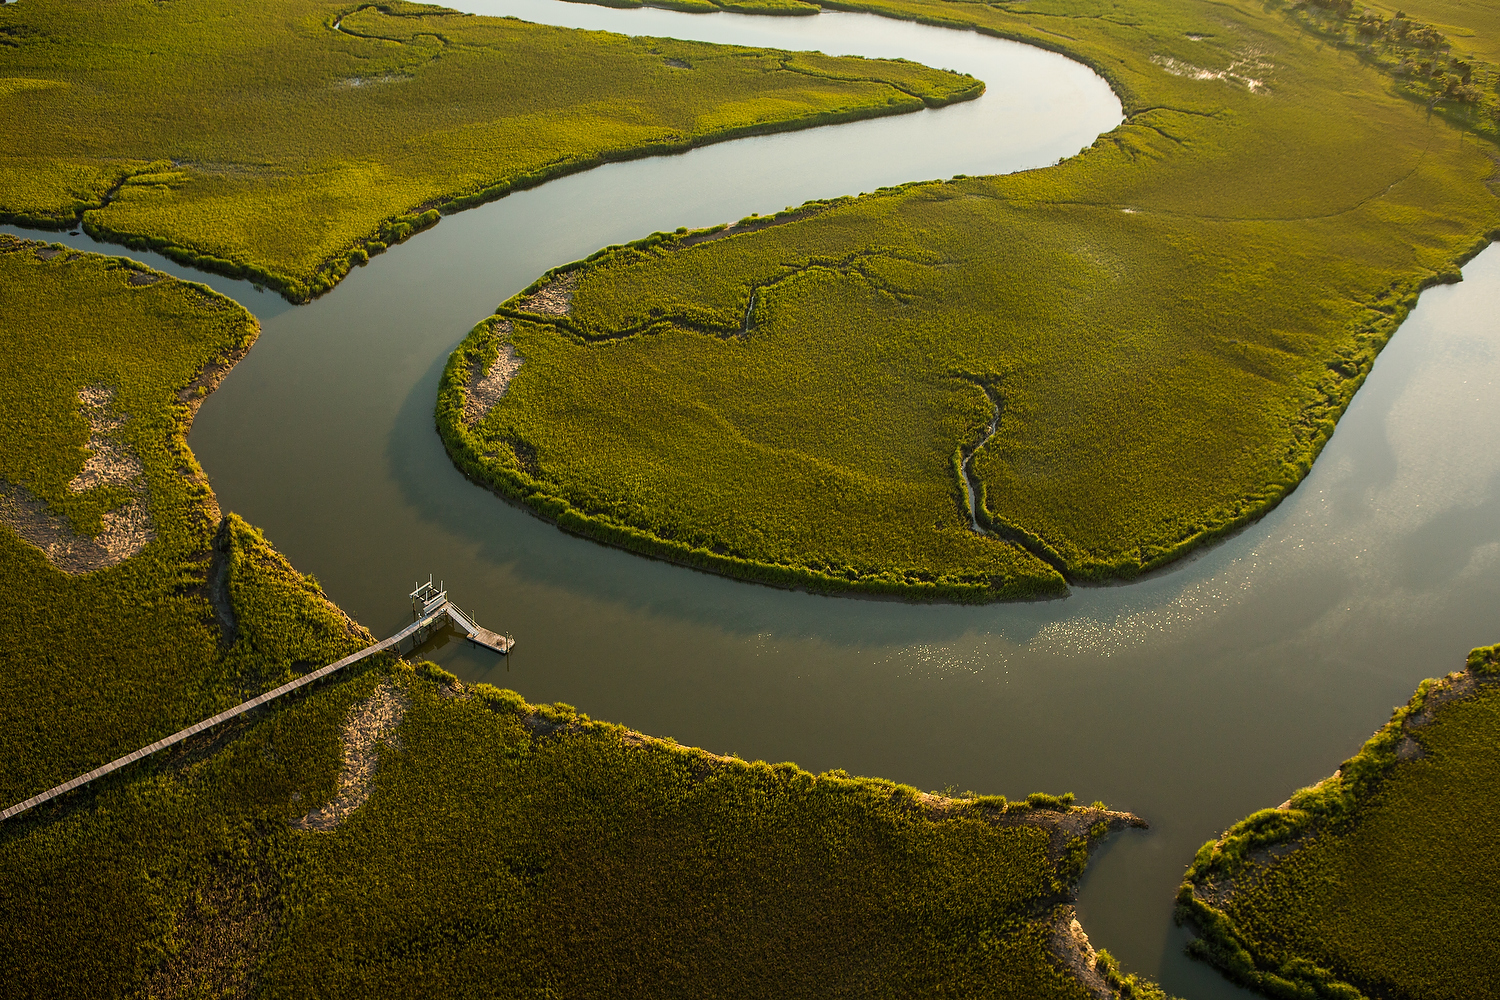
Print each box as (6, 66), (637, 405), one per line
(7, 2), (1497, 995)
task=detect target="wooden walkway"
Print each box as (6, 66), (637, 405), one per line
(0, 592), (509, 823)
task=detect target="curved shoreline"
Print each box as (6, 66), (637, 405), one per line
(6, 0), (1500, 993)
(435, 210), (1496, 603)
(66, 83), (983, 305)
(2, 5), (983, 305)
(434, 0), (1499, 604)
(436, 213), (1070, 604)
(7, 0), (1127, 608)
(1178, 643), (1500, 998)
(437, 211), (1493, 603)
(443, 666), (1154, 997)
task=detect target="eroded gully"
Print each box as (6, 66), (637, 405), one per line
(9, 2), (1500, 997)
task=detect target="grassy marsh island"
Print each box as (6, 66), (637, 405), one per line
(1179, 643), (1500, 1000)
(440, 0), (1500, 600)
(0, 235), (371, 807)
(1, 652), (1164, 998)
(0, 249), (1167, 996)
(0, 0), (980, 302)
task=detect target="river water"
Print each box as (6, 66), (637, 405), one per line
(9, 2), (1499, 994)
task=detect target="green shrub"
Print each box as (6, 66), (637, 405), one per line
(1025, 792), (1075, 811)
(414, 660), (458, 687)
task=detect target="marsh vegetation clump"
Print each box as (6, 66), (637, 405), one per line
(1179, 643), (1500, 1000)
(0, 236), (368, 809)
(441, 0), (1500, 600)
(0, 0), (981, 301)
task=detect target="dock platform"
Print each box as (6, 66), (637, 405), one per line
(441, 598), (514, 654)
(465, 624), (515, 654)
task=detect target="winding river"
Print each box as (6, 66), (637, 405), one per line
(10, 2), (1500, 994)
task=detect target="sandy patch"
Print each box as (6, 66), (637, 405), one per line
(335, 74), (412, 88)
(0, 481), (144, 573)
(1049, 911), (1112, 1000)
(293, 681), (409, 831)
(1151, 51), (1270, 91)
(70, 385), (143, 490)
(517, 271), (579, 316)
(464, 321), (521, 425)
(0, 384), (156, 573)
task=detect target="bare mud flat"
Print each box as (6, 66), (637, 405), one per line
(463, 322), (522, 425)
(0, 384), (155, 574)
(294, 681), (410, 831)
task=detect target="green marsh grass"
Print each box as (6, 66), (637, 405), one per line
(264, 680), (1151, 998)
(0, 241), (1163, 998)
(0, 236), (367, 806)
(441, 0), (1500, 599)
(1179, 644), (1500, 1000)
(0, 0), (979, 301)
(0, 656), (1157, 997)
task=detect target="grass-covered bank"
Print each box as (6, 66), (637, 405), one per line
(441, 0), (1500, 600)
(441, 273), (1070, 602)
(0, 0), (979, 303)
(0, 235), (369, 806)
(0, 655), (1169, 999)
(263, 671), (1168, 999)
(0, 242), (1170, 998)
(1178, 643), (1500, 1000)
(0, 236), (1171, 997)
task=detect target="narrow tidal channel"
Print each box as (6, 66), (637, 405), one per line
(10, 4), (1499, 994)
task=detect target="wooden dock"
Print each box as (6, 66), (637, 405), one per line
(443, 602), (514, 654)
(1, 581), (512, 823)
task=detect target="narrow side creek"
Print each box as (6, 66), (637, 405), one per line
(959, 381), (1002, 534)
